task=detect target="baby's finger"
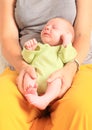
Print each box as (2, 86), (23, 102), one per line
(33, 38), (37, 44)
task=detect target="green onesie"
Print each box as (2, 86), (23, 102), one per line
(22, 43), (77, 95)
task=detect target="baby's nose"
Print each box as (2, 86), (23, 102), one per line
(45, 25), (51, 31)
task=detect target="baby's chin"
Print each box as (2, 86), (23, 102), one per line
(43, 42), (54, 46)
(42, 39), (52, 45)
(47, 43), (58, 46)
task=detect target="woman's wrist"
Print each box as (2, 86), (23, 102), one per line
(14, 59), (27, 73)
(65, 59), (80, 73)
(73, 59), (80, 72)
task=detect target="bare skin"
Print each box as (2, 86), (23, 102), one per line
(0, 0), (92, 98)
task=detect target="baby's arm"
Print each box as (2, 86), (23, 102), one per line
(22, 39), (38, 64)
(59, 43), (77, 63)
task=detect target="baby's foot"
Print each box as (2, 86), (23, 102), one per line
(24, 38), (37, 50)
(23, 73), (38, 95)
(25, 94), (50, 110)
(25, 84), (38, 95)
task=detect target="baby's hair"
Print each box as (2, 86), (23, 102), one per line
(50, 17), (75, 42)
(60, 18), (75, 42)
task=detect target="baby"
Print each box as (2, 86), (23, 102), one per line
(22, 18), (77, 110)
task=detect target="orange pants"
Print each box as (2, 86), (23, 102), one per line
(0, 65), (92, 130)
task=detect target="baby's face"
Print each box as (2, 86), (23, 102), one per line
(41, 18), (68, 46)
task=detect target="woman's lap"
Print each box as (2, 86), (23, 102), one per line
(32, 64), (92, 130)
(0, 68), (32, 130)
(0, 65), (92, 130)
(49, 65), (92, 130)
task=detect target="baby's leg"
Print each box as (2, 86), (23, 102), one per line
(23, 73), (37, 95)
(25, 78), (62, 110)
(24, 38), (37, 50)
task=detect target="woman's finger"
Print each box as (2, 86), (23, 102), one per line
(26, 67), (37, 79)
(16, 69), (26, 93)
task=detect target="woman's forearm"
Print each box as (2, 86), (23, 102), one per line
(73, 0), (92, 64)
(0, 38), (26, 73)
(73, 34), (91, 64)
(0, 0), (27, 72)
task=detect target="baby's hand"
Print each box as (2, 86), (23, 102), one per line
(24, 38), (37, 50)
(61, 33), (73, 47)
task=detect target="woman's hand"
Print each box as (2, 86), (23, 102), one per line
(16, 63), (37, 95)
(47, 61), (78, 98)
